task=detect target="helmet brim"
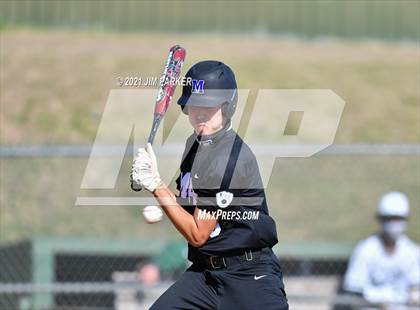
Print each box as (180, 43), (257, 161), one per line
(177, 89), (236, 108)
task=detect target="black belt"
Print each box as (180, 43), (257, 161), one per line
(192, 248), (264, 270)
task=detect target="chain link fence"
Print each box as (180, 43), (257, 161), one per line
(0, 238), (350, 309)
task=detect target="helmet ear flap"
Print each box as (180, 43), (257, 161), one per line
(221, 103), (229, 118)
(221, 96), (237, 119)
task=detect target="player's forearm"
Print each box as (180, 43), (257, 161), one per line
(153, 184), (208, 247)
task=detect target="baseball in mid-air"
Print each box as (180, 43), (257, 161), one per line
(143, 205), (163, 223)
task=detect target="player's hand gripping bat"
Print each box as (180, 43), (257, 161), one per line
(131, 45), (187, 191)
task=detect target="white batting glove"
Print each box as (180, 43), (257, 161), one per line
(131, 143), (163, 193)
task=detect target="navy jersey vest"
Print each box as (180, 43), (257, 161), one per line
(176, 127), (278, 259)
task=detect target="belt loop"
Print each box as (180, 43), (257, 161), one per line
(245, 250), (253, 261)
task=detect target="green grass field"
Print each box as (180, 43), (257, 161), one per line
(0, 30), (419, 244)
(1, 30), (418, 144)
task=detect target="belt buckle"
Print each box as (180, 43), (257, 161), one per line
(245, 250), (253, 261)
(210, 256), (226, 269)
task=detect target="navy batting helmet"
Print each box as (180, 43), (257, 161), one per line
(177, 60), (238, 119)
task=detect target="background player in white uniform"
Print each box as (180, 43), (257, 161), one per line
(344, 191), (420, 306)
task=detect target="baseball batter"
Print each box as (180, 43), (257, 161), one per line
(132, 61), (288, 309)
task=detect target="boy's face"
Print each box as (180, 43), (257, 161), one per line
(188, 105), (224, 136)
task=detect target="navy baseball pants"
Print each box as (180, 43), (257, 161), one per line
(150, 248), (288, 310)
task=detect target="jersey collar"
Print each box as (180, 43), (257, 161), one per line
(195, 121), (233, 146)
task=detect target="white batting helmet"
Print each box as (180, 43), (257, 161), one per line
(377, 191), (410, 218)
